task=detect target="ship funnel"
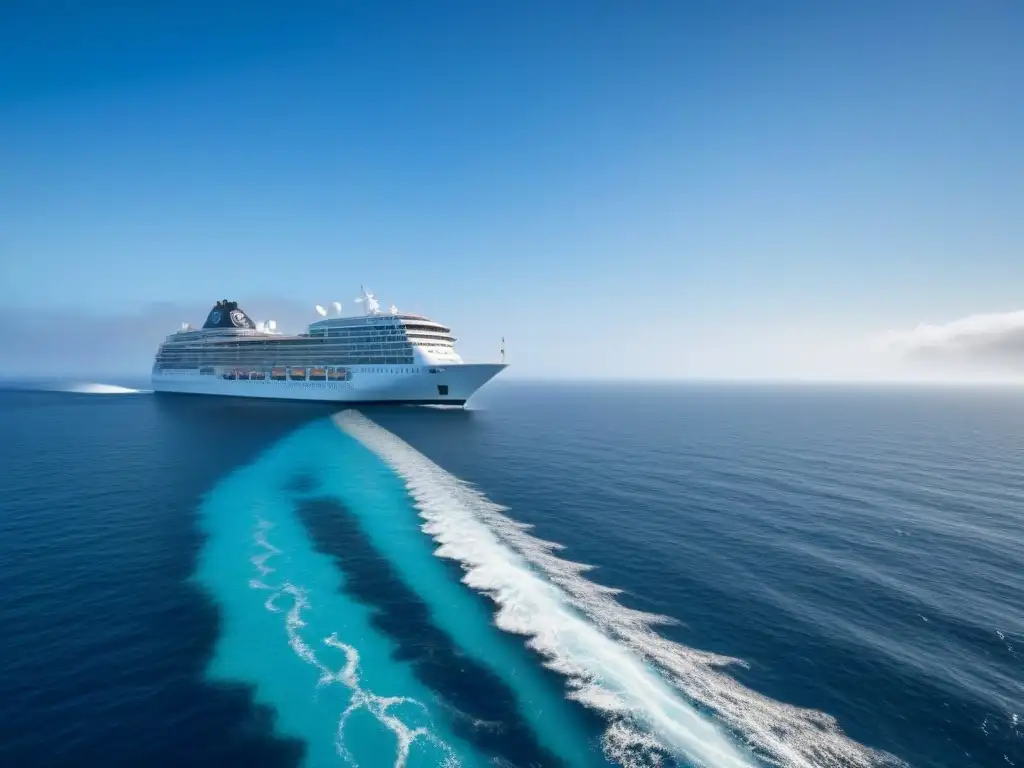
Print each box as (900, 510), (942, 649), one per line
(332, 301), (342, 316)
(268, 320), (277, 331)
(315, 304), (327, 317)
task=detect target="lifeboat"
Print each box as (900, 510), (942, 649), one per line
(309, 367), (327, 381)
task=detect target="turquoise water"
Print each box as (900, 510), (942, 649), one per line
(195, 425), (470, 767)
(194, 416), (602, 767)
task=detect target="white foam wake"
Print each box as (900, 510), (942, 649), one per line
(249, 518), (458, 768)
(334, 410), (903, 768)
(65, 382), (149, 394)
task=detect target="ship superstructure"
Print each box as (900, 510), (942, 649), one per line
(151, 287), (505, 404)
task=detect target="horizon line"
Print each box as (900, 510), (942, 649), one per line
(2, 374), (1024, 388)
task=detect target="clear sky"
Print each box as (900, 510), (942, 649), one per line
(1, 1), (1022, 378)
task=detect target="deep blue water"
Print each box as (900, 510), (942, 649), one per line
(1, 381), (1021, 768)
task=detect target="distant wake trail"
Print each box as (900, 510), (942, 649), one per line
(17, 381), (152, 394)
(64, 382), (150, 394)
(334, 410), (903, 768)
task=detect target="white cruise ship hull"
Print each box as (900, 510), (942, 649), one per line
(151, 363), (505, 405)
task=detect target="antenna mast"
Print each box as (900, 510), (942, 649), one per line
(355, 285), (380, 316)
(501, 336), (505, 363)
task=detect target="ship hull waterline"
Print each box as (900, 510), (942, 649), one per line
(151, 363), (505, 405)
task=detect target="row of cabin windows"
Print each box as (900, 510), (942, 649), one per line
(403, 324), (451, 334)
(158, 357), (418, 366)
(312, 322), (450, 332)
(156, 357), (416, 368)
(324, 331), (450, 341)
(159, 364), (436, 375)
(159, 344), (416, 357)
(159, 348), (416, 357)
(167, 333), (449, 349)
(312, 325), (445, 334)
(162, 349), (419, 359)
(309, 326), (451, 338)
(176, 336), (420, 345)
(167, 340), (423, 351)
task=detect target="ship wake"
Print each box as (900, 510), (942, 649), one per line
(64, 382), (150, 394)
(8, 380), (151, 394)
(249, 518), (457, 768)
(334, 410), (904, 768)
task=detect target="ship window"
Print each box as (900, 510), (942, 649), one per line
(437, 385), (449, 396)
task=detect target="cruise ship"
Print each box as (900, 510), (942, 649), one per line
(151, 287), (506, 405)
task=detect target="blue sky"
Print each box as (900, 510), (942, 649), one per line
(1, 1), (1021, 378)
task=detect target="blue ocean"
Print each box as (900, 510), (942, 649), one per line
(1, 381), (1021, 768)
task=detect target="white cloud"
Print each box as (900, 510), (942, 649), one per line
(880, 310), (1024, 349)
(877, 309), (1024, 376)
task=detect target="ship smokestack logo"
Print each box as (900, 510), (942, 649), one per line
(230, 310), (247, 327)
(209, 310), (222, 325)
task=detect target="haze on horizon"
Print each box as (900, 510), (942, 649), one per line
(1, 3), (1021, 382)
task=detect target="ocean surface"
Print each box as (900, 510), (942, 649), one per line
(1, 380), (1021, 768)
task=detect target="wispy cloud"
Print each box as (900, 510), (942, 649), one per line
(878, 310), (1024, 376)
